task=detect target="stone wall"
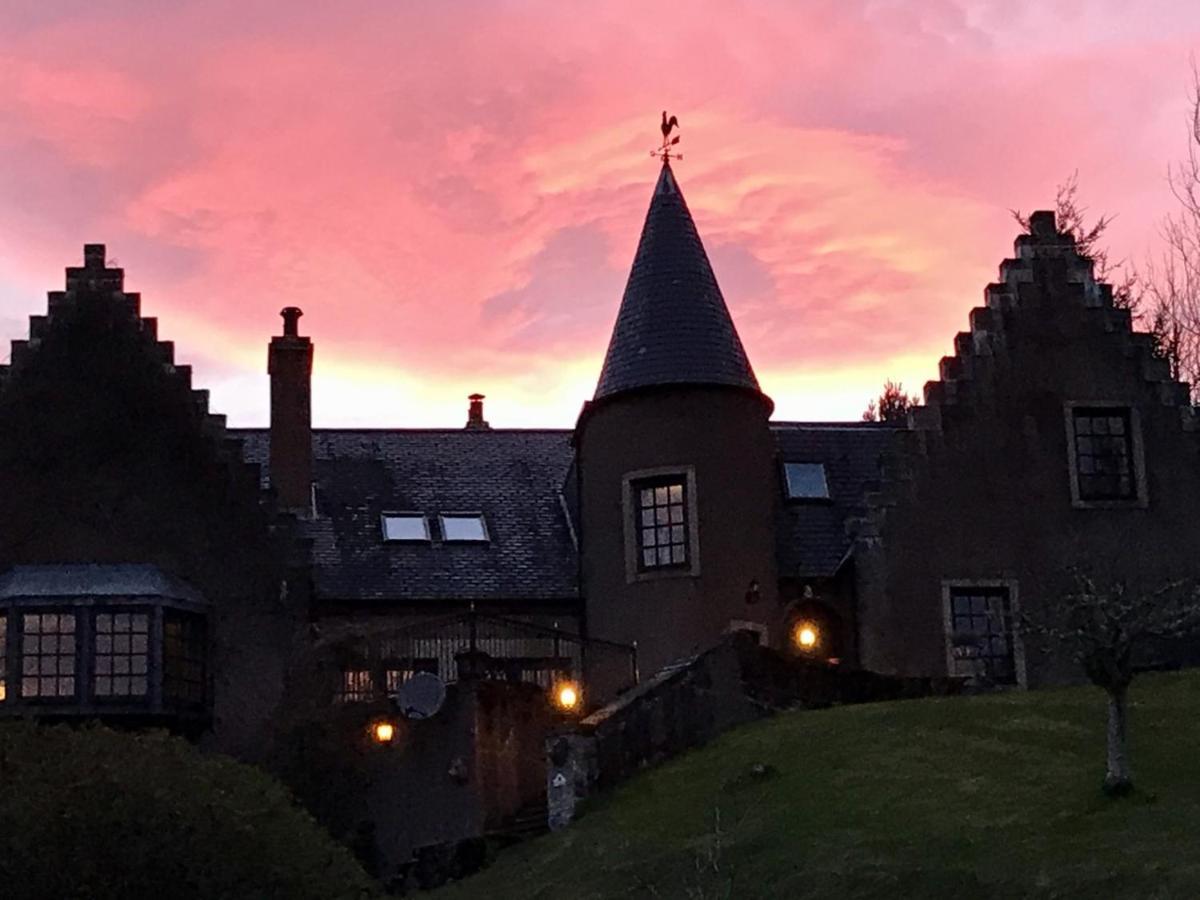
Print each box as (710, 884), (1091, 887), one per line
(851, 213), (1200, 685)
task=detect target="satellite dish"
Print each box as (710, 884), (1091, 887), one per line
(395, 672), (446, 720)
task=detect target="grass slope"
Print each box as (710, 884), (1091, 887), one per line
(440, 671), (1200, 899)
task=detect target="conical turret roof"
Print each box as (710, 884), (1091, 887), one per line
(593, 163), (762, 401)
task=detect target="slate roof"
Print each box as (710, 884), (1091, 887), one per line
(594, 163), (761, 401)
(228, 420), (896, 604)
(770, 422), (901, 578)
(232, 429), (578, 605)
(0, 564), (204, 603)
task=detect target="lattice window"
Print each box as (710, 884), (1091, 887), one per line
(338, 669), (375, 702)
(21, 612), (76, 699)
(164, 612), (206, 706)
(1073, 408), (1135, 501)
(635, 477), (688, 569)
(948, 588), (1016, 685)
(94, 611), (150, 698)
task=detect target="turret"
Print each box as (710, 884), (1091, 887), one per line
(575, 159), (780, 690)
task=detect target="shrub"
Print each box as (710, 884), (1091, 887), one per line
(0, 721), (380, 900)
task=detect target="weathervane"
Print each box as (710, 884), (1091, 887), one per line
(651, 111), (681, 163)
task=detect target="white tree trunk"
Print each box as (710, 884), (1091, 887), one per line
(1105, 687), (1132, 793)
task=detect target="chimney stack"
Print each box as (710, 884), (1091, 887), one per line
(269, 307), (313, 512)
(465, 393), (490, 430)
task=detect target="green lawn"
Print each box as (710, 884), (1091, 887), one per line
(439, 671), (1200, 899)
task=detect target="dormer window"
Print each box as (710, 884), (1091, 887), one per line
(381, 514), (430, 542)
(783, 463), (830, 500)
(440, 514), (488, 542)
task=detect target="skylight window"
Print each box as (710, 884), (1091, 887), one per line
(440, 514), (489, 542)
(783, 463), (830, 500)
(381, 514), (430, 542)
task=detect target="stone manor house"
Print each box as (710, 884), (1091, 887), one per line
(2, 159), (1198, 874)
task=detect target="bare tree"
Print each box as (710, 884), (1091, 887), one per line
(1013, 166), (1199, 394)
(1022, 571), (1200, 795)
(862, 379), (919, 423)
(1140, 64), (1200, 393)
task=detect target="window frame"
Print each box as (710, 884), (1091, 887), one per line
(91, 607), (153, 702)
(631, 474), (691, 572)
(622, 465), (701, 583)
(17, 609), (80, 703)
(162, 610), (207, 709)
(782, 462), (831, 501)
(941, 579), (1026, 688)
(381, 512), (431, 542)
(1063, 402), (1148, 509)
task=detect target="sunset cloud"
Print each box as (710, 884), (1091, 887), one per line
(2, 2), (1199, 425)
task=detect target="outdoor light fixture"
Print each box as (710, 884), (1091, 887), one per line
(553, 681), (581, 712)
(793, 621), (819, 652)
(371, 721), (396, 743)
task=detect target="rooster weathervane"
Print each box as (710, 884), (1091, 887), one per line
(651, 111), (681, 163)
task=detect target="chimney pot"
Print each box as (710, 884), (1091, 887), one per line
(281, 306), (304, 337)
(83, 244), (106, 268)
(466, 393), (490, 430)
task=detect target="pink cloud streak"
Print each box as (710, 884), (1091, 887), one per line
(2, 2), (1200, 425)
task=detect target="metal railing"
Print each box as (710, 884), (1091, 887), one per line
(329, 611), (637, 702)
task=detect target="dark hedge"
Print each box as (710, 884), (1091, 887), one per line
(0, 722), (380, 900)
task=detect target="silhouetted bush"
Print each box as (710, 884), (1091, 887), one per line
(0, 722), (379, 900)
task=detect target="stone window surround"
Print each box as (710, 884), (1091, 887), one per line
(940, 578), (1027, 689)
(622, 465), (701, 584)
(1063, 401), (1149, 509)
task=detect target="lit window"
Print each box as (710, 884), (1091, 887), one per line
(339, 669), (374, 702)
(382, 514), (430, 542)
(94, 612), (150, 698)
(21, 612), (76, 699)
(1072, 408), (1135, 501)
(385, 660), (438, 693)
(634, 477), (688, 569)
(440, 514), (488, 542)
(784, 463), (830, 500)
(164, 612), (206, 706)
(948, 588), (1016, 685)
(0, 614), (6, 702)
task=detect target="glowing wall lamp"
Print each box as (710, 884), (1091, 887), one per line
(370, 720), (396, 744)
(553, 681), (581, 713)
(792, 621), (820, 653)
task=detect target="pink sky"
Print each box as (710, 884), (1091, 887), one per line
(2, 1), (1199, 427)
